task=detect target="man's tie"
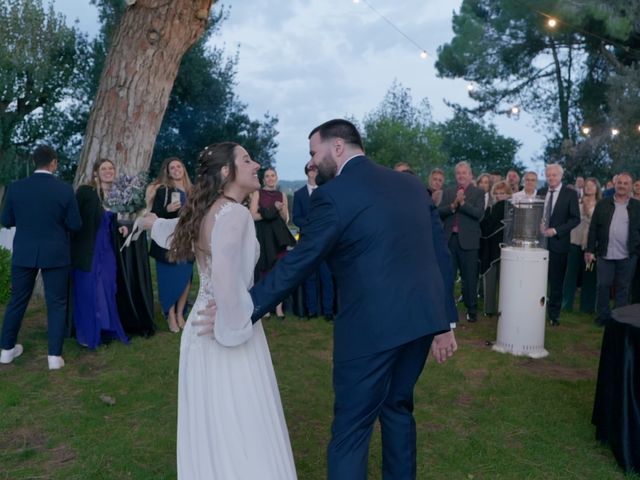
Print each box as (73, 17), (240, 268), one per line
(545, 189), (555, 224)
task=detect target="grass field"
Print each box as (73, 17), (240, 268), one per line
(0, 294), (636, 479)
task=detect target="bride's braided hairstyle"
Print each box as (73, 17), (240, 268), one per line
(168, 142), (239, 262)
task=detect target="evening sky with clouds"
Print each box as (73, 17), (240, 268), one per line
(52, 0), (547, 180)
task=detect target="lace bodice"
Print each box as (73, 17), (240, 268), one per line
(151, 202), (260, 346)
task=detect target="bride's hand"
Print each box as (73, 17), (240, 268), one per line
(193, 301), (217, 336)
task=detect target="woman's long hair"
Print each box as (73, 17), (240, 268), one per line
(88, 159), (116, 202)
(168, 143), (239, 262)
(145, 157), (193, 208)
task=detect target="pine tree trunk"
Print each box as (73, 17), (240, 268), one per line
(74, 0), (214, 185)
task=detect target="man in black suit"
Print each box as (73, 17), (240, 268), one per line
(542, 163), (580, 326)
(438, 161), (486, 322)
(292, 162), (335, 320)
(0, 145), (82, 370)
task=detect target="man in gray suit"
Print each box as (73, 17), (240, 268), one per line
(438, 161), (486, 322)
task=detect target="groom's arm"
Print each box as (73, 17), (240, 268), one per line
(250, 188), (342, 322)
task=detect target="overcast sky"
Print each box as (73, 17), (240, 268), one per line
(52, 0), (547, 180)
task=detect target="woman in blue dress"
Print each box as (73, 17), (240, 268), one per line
(147, 157), (193, 332)
(70, 159), (129, 349)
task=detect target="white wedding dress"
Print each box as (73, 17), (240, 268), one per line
(151, 202), (296, 480)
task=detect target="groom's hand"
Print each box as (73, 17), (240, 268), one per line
(193, 301), (217, 336)
(431, 330), (457, 364)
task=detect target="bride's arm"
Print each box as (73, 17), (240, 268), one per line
(210, 206), (254, 347)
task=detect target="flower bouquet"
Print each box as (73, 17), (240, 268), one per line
(104, 172), (149, 221)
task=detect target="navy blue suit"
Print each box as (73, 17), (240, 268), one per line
(251, 156), (456, 479)
(1, 172), (82, 355)
(292, 184), (334, 316)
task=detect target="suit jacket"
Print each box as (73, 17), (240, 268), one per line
(545, 185), (580, 254)
(437, 184), (485, 250)
(292, 185), (312, 231)
(250, 156), (457, 362)
(1, 172), (81, 268)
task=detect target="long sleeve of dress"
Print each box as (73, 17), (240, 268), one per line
(150, 218), (179, 249)
(211, 205), (255, 347)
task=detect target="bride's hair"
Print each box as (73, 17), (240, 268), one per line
(168, 142), (239, 262)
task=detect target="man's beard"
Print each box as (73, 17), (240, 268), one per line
(316, 156), (338, 186)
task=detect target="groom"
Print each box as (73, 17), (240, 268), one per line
(247, 119), (458, 479)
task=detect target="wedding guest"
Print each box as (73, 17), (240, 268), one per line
(562, 178), (600, 313)
(292, 163), (334, 321)
(476, 173), (491, 209)
(489, 172), (502, 185)
(147, 157), (193, 333)
(393, 162), (415, 175)
(0, 145), (81, 370)
(429, 168), (445, 206)
(250, 167), (296, 318)
(506, 169), (521, 193)
(480, 181), (512, 316)
(586, 173), (640, 325)
(439, 160), (485, 322)
(70, 159), (129, 349)
(542, 163), (580, 326)
(633, 179), (640, 201)
(575, 176), (585, 199)
(512, 171), (539, 202)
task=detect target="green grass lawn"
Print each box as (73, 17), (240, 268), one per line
(0, 297), (636, 479)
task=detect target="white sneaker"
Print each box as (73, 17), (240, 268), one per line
(47, 355), (65, 370)
(0, 344), (23, 364)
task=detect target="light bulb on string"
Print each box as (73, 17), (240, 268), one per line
(511, 106), (520, 115)
(420, 51), (428, 59)
(467, 82), (475, 92)
(547, 18), (558, 28)
(611, 128), (620, 136)
(581, 126), (591, 135)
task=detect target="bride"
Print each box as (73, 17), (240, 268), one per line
(148, 142), (296, 479)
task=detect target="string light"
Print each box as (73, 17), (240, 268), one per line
(547, 18), (557, 28)
(467, 82), (475, 92)
(611, 128), (620, 136)
(511, 106), (520, 115)
(581, 126), (591, 135)
(353, 0), (430, 59)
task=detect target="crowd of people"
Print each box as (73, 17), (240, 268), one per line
(395, 161), (640, 326)
(2, 119), (638, 478)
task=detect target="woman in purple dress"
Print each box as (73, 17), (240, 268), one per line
(250, 168), (296, 318)
(70, 159), (129, 349)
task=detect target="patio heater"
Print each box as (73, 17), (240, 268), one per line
(492, 197), (549, 358)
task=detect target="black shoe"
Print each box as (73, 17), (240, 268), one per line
(324, 314), (334, 322)
(466, 312), (477, 323)
(549, 318), (560, 327)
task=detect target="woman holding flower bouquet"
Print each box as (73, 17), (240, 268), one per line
(70, 159), (129, 349)
(147, 157), (194, 333)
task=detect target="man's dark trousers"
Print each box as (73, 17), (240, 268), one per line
(1, 265), (69, 355)
(327, 334), (434, 480)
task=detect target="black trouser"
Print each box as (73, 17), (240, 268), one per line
(0, 265), (69, 355)
(547, 251), (568, 321)
(448, 234), (478, 315)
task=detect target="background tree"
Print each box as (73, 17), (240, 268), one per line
(436, 111), (523, 177)
(361, 81), (446, 180)
(436, 0), (640, 179)
(73, 0), (216, 185)
(0, 0), (88, 187)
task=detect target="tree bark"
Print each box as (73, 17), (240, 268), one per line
(74, 0), (214, 185)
